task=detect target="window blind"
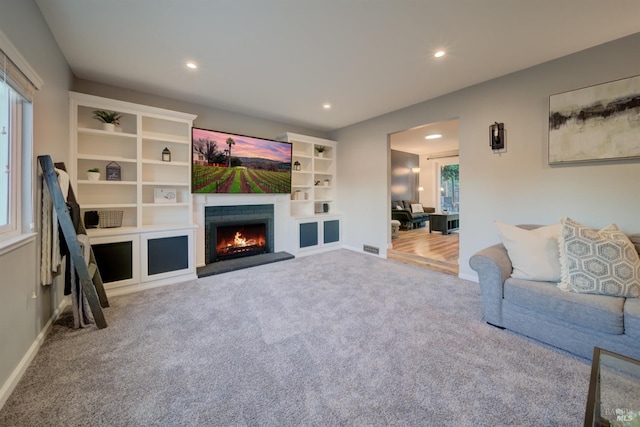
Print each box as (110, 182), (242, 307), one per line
(0, 48), (38, 101)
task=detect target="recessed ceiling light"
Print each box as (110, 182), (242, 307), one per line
(323, 103), (332, 110)
(186, 62), (198, 69)
(425, 134), (442, 139)
(434, 50), (445, 58)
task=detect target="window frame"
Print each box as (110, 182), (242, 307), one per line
(0, 28), (41, 250)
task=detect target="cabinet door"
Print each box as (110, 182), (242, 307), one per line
(299, 221), (319, 248)
(90, 234), (140, 290)
(141, 229), (195, 282)
(323, 219), (340, 244)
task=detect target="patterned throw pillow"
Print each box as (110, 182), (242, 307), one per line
(558, 217), (640, 298)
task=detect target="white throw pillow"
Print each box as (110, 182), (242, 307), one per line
(494, 221), (562, 282)
(395, 204), (403, 210)
(558, 217), (640, 297)
(411, 203), (424, 213)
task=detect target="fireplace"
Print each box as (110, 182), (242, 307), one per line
(213, 221), (267, 261)
(204, 204), (274, 264)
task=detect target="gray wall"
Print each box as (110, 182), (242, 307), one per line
(0, 0), (73, 401)
(331, 32), (640, 279)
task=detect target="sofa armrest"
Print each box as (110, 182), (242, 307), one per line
(469, 243), (513, 327)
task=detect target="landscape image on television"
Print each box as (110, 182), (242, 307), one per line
(191, 127), (292, 194)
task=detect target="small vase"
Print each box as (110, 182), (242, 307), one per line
(102, 123), (115, 132)
(317, 152), (324, 158)
(87, 172), (100, 181)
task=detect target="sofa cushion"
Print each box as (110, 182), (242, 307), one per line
(495, 221), (561, 282)
(624, 298), (640, 339)
(504, 277), (625, 335)
(558, 217), (640, 298)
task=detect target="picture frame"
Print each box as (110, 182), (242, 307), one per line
(154, 188), (177, 203)
(548, 74), (640, 164)
(105, 161), (121, 181)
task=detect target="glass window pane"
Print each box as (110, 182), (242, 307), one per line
(440, 164), (459, 212)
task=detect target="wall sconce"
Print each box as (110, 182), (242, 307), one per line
(411, 167), (421, 173)
(490, 122), (504, 150)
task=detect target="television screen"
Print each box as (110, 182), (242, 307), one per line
(191, 127), (292, 194)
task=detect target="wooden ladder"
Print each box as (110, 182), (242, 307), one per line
(38, 155), (108, 329)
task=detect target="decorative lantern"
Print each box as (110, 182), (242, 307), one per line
(162, 147), (171, 162)
(293, 161), (301, 171)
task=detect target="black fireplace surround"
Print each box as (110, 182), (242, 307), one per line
(204, 204), (274, 264)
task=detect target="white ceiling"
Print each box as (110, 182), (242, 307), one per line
(390, 119), (459, 156)
(35, 0), (639, 134)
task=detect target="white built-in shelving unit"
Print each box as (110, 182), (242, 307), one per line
(69, 92), (197, 294)
(278, 132), (337, 217)
(278, 132), (341, 253)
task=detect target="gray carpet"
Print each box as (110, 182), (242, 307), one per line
(0, 249), (591, 426)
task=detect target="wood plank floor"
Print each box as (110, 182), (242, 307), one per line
(387, 224), (459, 276)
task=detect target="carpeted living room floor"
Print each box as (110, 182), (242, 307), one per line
(0, 249), (591, 426)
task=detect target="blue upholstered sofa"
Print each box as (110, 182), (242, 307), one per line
(469, 225), (640, 360)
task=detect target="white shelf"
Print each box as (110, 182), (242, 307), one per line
(141, 181), (189, 187)
(141, 159), (189, 166)
(141, 130), (190, 144)
(80, 203), (138, 209)
(142, 203), (190, 207)
(77, 153), (137, 163)
(77, 180), (137, 185)
(78, 127), (137, 138)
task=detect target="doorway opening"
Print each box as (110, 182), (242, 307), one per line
(387, 119), (460, 275)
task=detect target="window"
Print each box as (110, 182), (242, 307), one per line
(0, 30), (42, 246)
(440, 164), (459, 212)
(0, 83), (27, 241)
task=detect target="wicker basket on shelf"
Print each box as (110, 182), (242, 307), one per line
(98, 210), (123, 228)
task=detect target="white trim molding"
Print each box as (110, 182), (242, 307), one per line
(0, 27), (44, 90)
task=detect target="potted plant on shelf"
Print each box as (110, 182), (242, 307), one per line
(87, 167), (100, 181)
(324, 178), (331, 186)
(92, 110), (123, 132)
(315, 145), (326, 158)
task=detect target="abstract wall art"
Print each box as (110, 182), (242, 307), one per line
(548, 74), (640, 164)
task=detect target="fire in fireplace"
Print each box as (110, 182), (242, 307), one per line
(215, 223), (267, 261)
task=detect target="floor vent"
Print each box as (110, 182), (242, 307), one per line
(363, 245), (379, 255)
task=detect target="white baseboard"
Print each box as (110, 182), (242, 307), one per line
(342, 245), (385, 258)
(458, 272), (478, 282)
(0, 296), (69, 410)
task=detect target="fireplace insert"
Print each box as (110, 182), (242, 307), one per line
(213, 222), (267, 262)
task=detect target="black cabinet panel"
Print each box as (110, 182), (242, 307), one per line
(93, 241), (133, 283)
(148, 235), (188, 275)
(299, 222), (318, 248)
(324, 219), (339, 244)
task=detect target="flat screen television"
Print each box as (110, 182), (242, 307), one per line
(191, 127), (292, 194)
